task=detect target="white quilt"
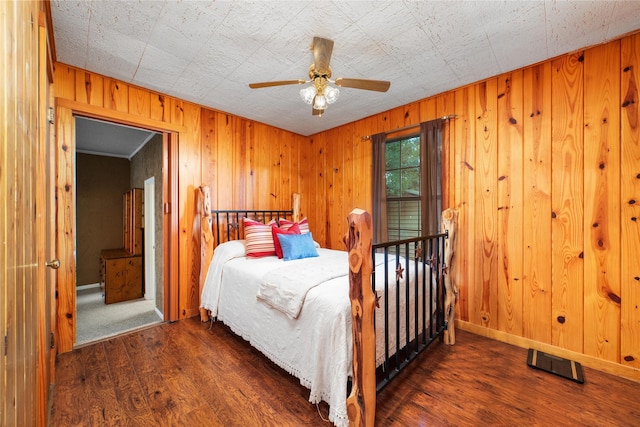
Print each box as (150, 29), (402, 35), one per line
(200, 240), (436, 427)
(257, 250), (349, 319)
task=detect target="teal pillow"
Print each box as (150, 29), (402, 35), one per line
(277, 232), (319, 261)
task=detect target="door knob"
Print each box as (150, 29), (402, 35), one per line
(46, 259), (60, 269)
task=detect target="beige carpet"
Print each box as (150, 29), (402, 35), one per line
(76, 286), (162, 346)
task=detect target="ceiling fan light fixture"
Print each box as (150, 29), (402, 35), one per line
(324, 85), (339, 104)
(313, 94), (328, 110)
(299, 85), (317, 104)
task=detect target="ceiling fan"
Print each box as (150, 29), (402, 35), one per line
(249, 36), (391, 117)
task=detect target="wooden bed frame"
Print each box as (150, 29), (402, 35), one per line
(198, 187), (457, 426)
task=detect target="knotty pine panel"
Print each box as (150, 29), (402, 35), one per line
(200, 108), (217, 195)
(522, 62), (552, 344)
(255, 122), (274, 210)
(267, 125), (282, 209)
(473, 79), (499, 328)
(75, 70), (103, 107)
(621, 33), (640, 369)
(104, 78), (128, 113)
(54, 64), (76, 100)
(55, 106), (77, 354)
(1, 2), (46, 424)
(436, 92), (456, 210)
(233, 116), (249, 208)
(128, 86), (151, 118)
(150, 93), (170, 123)
(583, 42), (621, 363)
(452, 85), (476, 322)
(550, 52), (585, 353)
(496, 72), (524, 336)
(178, 101), (202, 319)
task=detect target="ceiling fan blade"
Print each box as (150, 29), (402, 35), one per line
(249, 79), (306, 89)
(335, 78), (391, 92)
(312, 37), (334, 74)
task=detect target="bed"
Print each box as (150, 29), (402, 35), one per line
(198, 189), (456, 426)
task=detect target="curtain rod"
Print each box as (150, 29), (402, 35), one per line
(360, 114), (458, 140)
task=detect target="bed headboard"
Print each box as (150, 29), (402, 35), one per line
(198, 186), (301, 321)
(210, 209), (294, 246)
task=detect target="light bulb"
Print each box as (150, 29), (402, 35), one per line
(313, 94), (327, 110)
(325, 86), (339, 104)
(299, 86), (316, 104)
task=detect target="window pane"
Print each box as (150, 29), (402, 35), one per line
(385, 140), (400, 169)
(387, 200), (421, 240)
(401, 167), (420, 196)
(386, 170), (400, 197)
(401, 137), (420, 167)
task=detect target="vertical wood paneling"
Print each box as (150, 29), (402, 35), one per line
(75, 71), (103, 107)
(453, 85), (476, 322)
(104, 78), (128, 113)
(496, 72), (524, 335)
(150, 94), (169, 122)
(178, 101), (201, 319)
(436, 93), (456, 211)
(551, 52), (585, 352)
(474, 79), (499, 328)
(54, 64), (76, 100)
(55, 106), (77, 353)
(255, 122), (271, 209)
(128, 86), (151, 119)
(621, 33), (640, 369)
(522, 63), (552, 343)
(1, 2), (49, 424)
(200, 109), (216, 193)
(583, 42), (621, 362)
(215, 114), (234, 209)
(233, 116), (248, 208)
(0, 3), (7, 421)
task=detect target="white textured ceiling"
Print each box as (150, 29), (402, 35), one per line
(52, 0), (640, 141)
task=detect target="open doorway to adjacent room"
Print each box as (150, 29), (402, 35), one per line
(74, 117), (163, 346)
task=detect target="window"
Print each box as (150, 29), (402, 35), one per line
(385, 135), (422, 240)
(372, 119), (443, 243)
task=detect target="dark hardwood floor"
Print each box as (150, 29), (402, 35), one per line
(50, 317), (640, 426)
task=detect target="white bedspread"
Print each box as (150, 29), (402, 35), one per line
(200, 240), (435, 427)
(257, 250), (349, 319)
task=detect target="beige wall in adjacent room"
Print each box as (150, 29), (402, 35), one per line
(76, 153), (130, 286)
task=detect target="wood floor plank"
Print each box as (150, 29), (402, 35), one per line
(50, 318), (640, 426)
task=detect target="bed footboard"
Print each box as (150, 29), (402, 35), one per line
(347, 208), (455, 425)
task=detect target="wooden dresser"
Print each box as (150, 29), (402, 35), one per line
(100, 249), (143, 304)
(100, 188), (144, 304)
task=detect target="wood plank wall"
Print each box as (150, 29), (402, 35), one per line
(52, 63), (306, 333)
(1, 1), (48, 425)
(313, 33), (640, 379)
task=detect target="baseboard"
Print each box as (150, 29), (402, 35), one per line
(455, 320), (640, 383)
(154, 307), (164, 320)
(76, 283), (100, 291)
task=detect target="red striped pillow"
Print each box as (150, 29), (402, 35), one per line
(278, 217), (309, 234)
(244, 218), (277, 257)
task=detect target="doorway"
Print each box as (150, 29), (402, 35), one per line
(74, 117), (163, 346)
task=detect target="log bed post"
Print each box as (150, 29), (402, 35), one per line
(344, 208), (376, 427)
(292, 193), (301, 222)
(441, 208), (458, 345)
(199, 185), (214, 321)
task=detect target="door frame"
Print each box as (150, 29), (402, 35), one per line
(54, 98), (182, 353)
